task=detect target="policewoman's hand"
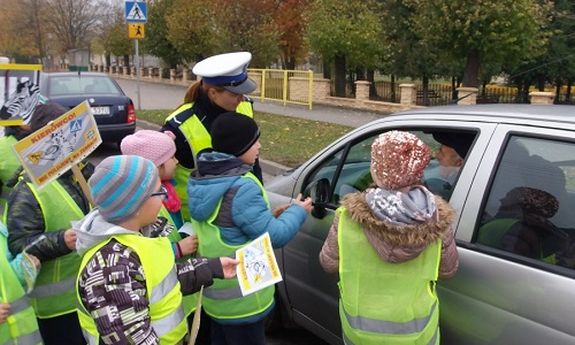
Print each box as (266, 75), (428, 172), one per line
(220, 257), (240, 279)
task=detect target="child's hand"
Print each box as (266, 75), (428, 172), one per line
(64, 229), (77, 250)
(178, 235), (198, 256)
(0, 303), (10, 324)
(220, 257), (240, 279)
(272, 204), (290, 218)
(293, 193), (313, 213)
(25, 254), (40, 269)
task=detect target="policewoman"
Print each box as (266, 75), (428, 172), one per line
(6, 103), (91, 344)
(162, 52), (262, 220)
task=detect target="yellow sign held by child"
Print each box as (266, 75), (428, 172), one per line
(12, 100), (102, 190)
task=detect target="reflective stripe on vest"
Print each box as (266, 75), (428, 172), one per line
(343, 327), (439, 345)
(0, 232), (42, 345)
(158, 205), (199, 317)
(0, 331), (43, 345)
(76, 234), (187, 344)
(343, 301), (438, 334)
(25, 180), (85, 318)
(337, 207), (441, 345)
(193, 172), (274, 320)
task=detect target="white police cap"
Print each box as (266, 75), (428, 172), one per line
(192, 52), (256, 95)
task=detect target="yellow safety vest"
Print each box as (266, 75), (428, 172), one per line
(76, 234), (187, 345)
(192, 172), (274, 321)
(337, 207), (441, 345)
(24, 180), (85, 319)
(0, 230), (42, 345)
(0, 135), (20, 210)
(164, 101), (254, 221)
(158, 205), (199, 317)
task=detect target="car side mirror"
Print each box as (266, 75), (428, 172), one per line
(304, 178), (330, 219)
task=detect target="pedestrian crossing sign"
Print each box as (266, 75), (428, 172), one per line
(128, 23), (145, 39)
(125, 1), (147, 23)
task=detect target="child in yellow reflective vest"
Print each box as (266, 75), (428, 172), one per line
(320, 131), (459, 345)
(120, 129), (198, 257)
(75, 155), (239, 345)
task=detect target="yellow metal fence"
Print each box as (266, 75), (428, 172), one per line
(248, 69), (313, 110)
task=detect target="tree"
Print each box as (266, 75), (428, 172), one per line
(504, 0), (575, 102)
(142, 0), (184, 67)
(92, 3), (131, 67)
(273, 0), (310, 69)
(211, 0), (280, 67)
(306, 0), (385, 96)
(164, 0), (223, 64)
(378, 0), (447, 104)
(408, 0), (553, 87)
(0, 0), (42, 61)
(43, 0), (104, 53)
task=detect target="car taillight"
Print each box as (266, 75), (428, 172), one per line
(127, 103), (136, 123)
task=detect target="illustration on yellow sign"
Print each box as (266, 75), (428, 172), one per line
(12, 100), (102, 189)
(128, 23), (145, 39)
(236, 232), (282, 296)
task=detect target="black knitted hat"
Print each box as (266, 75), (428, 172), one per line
(432, 132), (475, 159)
(211, 112), (260, 157)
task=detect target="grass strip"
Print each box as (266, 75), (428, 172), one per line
(136, 109), (352, 167)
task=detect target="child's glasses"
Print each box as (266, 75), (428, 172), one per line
(150, 185), (168, 200)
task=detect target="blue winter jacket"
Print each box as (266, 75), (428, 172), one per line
(187, 151), (308, 249)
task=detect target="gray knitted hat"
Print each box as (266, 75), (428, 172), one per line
(88, 155), (159, 223)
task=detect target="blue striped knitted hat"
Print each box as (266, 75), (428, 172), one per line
(89, 155), (159, 223)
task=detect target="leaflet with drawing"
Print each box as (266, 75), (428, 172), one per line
(236, 232), (282, 296)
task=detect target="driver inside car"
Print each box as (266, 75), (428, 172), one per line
(424, 132), (475, 200)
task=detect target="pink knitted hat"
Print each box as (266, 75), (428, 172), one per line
(120, 130), (176, 167)
(370, 131), (431, 190)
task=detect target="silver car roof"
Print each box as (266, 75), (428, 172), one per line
(392, 104), (575, 125)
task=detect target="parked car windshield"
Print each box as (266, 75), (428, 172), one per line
(46, 75), (122, 96)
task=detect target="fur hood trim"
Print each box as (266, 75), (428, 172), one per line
(342, 192), (455, 247)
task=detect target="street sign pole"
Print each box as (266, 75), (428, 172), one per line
(135, 39), (141, 110)
(125, 0), (147, 111)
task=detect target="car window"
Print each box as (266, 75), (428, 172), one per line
(476, 136), (575, 270)
(47, 76), (121, 96)
(302, 128), (477, 206)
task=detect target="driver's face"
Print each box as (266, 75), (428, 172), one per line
(436, 145), (463, 167)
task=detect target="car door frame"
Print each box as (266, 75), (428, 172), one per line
(439, 123), (575, 345)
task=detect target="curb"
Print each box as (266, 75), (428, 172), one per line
(135, 119), (291, 176)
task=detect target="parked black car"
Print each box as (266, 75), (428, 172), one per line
(39, 72), (136, 143)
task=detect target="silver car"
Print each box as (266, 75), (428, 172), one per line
(267, 105), (575, 345)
